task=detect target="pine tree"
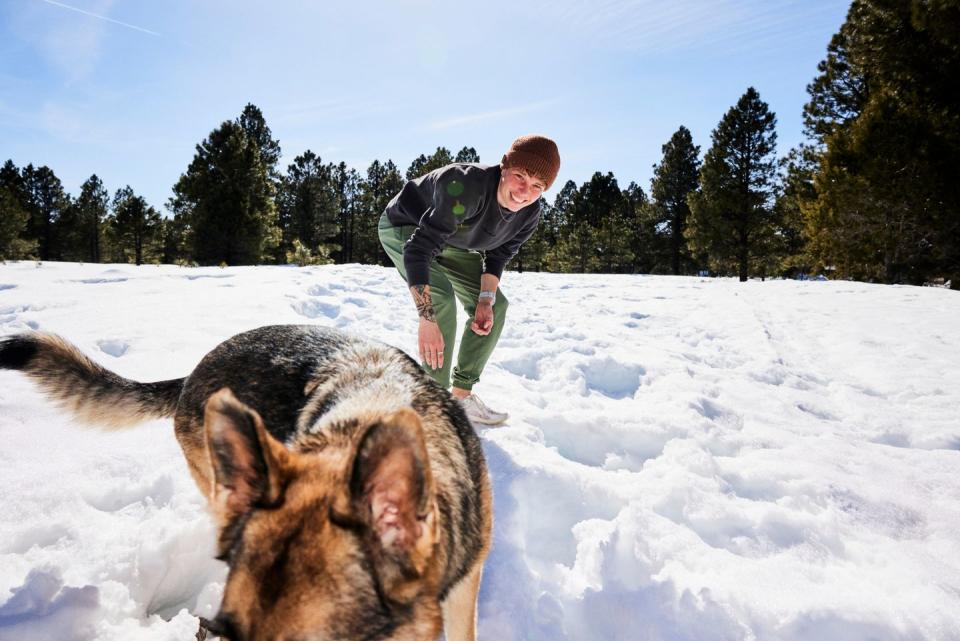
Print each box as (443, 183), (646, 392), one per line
(332, 162), (360, 263)
(1, 161), (26, 211)
(276, 151), (340, 262)
(0, 187), (35, 259)
(0, 161), (36, 259)
(238, 103), (282, 180)
(54, 200), (85, 262)
(775, 146), (818, 277)
(560, 172), (624, 273)
(800, 0), (960, 285)
(802, 21), (868, 149)
(109, 186), (162, 265)
(622, 182), (656, 273)
(358, 159), (404, 265)
(591, 174), (632, 273)
(71, 175), (109, 263)
(21, 164), (70, 260)
(170, 118), (279, 265)
(516, 196), (551, 272)
(650, 126), (700, 275)
(160, 213), (191, 265)
(455, 146), (480, 163)
(540, 180), (576, 271)
(686, 87), (778, 281)
(406, 147), (454, 180)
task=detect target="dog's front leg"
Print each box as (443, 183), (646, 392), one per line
(441, 564), (483, 641)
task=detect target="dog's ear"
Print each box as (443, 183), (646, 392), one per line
(204, 388), (289, 522)
(345, 408), (438, 602)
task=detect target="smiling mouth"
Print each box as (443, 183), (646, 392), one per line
(510, 193), (526, 205)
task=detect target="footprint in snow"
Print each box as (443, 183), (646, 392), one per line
(82, 474), (175, 512)
(72, 277), (128, 284)
(3, 523), (73, 554)
(0, 284), (15, 291)
(795, 402), (839, 421)
(691, 397), (743, 428)
(499, 350), (551, 380)
(535, 414), (677, 473)
(577, 357), (644, 399)
(624, 312), (650, 328)
(292, 298), (341, 319)
(307, 284), (333, 296)
(97, 339), (129, 358)
(182, 274), (234, 281)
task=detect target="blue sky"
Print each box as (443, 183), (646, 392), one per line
(1, 0), (850, 211)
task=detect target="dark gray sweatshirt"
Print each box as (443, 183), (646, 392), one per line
(384, 163), (540, 287)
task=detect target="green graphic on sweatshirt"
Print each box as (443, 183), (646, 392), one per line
(452, 200), (466, 216)
(446, 180), (465, 197)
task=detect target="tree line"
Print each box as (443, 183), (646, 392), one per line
(0, 104), (479, 269)
(2, 0), (956, 286)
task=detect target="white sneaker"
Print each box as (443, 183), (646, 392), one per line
(459, 394), (509, 426)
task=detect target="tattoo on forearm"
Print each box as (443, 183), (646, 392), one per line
(412, 285), (437, 322)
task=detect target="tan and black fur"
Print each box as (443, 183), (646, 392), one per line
(0, 325), (492, 641)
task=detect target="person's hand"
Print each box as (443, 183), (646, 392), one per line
(419, 317), (444, 369)
(471, 299), (494, 336)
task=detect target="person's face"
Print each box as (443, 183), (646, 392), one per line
(497, 166), (546, 212)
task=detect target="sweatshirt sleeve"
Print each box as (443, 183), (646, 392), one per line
(482, 206), (541, 280)
(402, 169), (481, 287)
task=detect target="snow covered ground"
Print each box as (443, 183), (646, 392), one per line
(0, 261), (958, 641)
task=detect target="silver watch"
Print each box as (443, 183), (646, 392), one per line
(478, 290), (496, 305)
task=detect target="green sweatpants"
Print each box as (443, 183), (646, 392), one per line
(378, 213), (509, 391)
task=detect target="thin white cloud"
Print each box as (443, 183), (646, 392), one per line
(273, 99), (393, 128)
(39, 0), (160, 36)
(426, 100), (558, 131)
(530, 0), (843, 54)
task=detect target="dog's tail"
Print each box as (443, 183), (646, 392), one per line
(0, 332), (184, 429)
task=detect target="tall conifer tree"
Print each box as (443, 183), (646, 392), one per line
(0, 187), (34, 259)
(332, 162), (360, 263)
(622, 182), (655, 273)
(72, 174), (109, 263)
(686, 87), (778, 281)
(650, 126), (700, 275)
(110, 186), (162, 265)
(560, 172), (624, 273)
(238, 104), (282, 180)
(0, 161), (36, 259)
(800, 0), (960, 285)
(21, 165), (70, 260)
(276, 151), (340, 260)
(540, 180), (577, 271)
(170, 118), (279, 265)
(358, 159), (404, 265)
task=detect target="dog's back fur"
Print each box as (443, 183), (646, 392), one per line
(0, 325), (492, 641)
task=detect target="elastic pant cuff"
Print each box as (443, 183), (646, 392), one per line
(451, 375), (476, 392)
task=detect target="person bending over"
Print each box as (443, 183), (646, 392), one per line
(378, 134), (560, 425)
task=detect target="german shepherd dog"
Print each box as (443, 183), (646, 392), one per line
(0, 325), (492, 641)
